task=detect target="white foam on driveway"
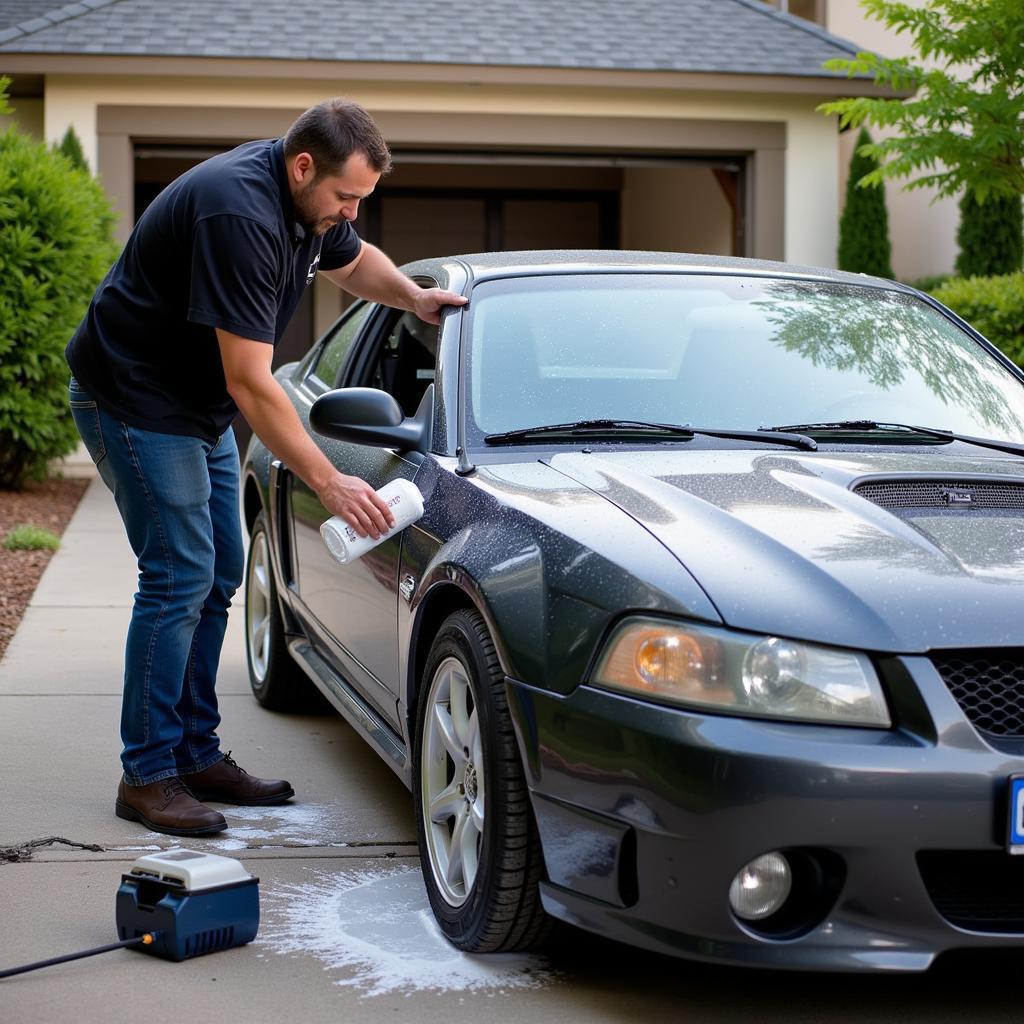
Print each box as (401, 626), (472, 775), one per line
(258, 865), (557, 997)
(110, 802), (357, 852)
(214, 803), (349, 849)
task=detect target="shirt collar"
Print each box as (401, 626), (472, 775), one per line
(270, 138), (307, 245)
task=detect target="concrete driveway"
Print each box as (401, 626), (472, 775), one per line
(1, 476), (1021, 1022)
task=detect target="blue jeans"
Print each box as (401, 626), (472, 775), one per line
(69, 378), (244, 785)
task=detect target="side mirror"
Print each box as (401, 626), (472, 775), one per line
(310, 386), (433, 453)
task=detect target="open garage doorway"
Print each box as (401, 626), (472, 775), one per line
(357, 155), (742, 267)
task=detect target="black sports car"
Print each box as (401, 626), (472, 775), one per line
(242, 251), (1024, 971)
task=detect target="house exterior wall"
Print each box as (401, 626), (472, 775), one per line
(40, 73), (839, 271)
(827, 0), (960, 280)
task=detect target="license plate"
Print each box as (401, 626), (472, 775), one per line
(1008, 776), (1024, 854)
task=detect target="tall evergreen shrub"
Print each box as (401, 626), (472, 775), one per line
(838, 129), (894, 279)
(956, 190), (1024, 278)
(56, 126), (88, 171)
(0, 128), (118, 488)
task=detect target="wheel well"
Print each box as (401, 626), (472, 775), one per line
(243, 475), (263, 534)
(408, 584), (475, 716)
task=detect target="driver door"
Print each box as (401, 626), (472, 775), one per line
(287, 300), (436, 728)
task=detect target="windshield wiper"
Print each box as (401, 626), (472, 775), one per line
(485, 419), (817, 450)
(766, 420), (1024, 459)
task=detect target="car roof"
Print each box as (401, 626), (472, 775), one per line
(400, 250), (913, 292)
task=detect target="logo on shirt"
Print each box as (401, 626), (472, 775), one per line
(306, 251), (321, 285)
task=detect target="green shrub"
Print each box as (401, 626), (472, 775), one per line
(931, 272), (1024, 366)
(956, 191), (1023, 278)
(838, 128), (894, 279)
(906, 273), (954, 294)
(0, 127), (118, 489)
(3, 523), (60, 551)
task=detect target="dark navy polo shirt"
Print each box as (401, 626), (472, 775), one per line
(66, 138), (362, 442)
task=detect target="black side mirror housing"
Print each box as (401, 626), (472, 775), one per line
(309, 386), (433, 453)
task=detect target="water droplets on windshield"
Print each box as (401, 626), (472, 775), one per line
(466, 275), (1024, 445)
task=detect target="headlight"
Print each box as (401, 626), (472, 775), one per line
(591, 618), (890, 727)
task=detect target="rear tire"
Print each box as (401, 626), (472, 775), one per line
(245, 511), (325, 712)
(413, 608), (551, 952)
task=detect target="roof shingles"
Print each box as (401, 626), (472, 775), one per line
(0, 0), (865, 76)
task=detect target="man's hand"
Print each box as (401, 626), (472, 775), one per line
(323, 246), (468, 324)
(411, 287), (468, 326)
(318, 470), (395, 540)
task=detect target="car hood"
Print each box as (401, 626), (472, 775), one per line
(543, 447), (1024, 652)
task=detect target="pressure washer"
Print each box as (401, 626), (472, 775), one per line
(0, 850), (259, 979)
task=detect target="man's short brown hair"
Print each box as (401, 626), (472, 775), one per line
(284, 98), (392, 177)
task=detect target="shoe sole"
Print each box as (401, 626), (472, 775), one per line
(187, 788), (296, 807)
(115, 799), (227, 836)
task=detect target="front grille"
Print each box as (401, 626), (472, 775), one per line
(918, 852), (1024, 933)
(931, 650), (1024, 738)
(853, 480), (1024, 510)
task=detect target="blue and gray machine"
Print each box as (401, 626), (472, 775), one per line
(116, 849), (260, 961)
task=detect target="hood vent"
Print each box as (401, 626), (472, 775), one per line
(853, 480), (1024, 511)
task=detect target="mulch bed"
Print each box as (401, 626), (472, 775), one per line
(0, 477), (90, 661)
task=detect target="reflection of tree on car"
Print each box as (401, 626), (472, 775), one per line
(754, 280), (1024, 436)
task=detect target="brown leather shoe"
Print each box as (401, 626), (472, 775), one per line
(181, 752), (294, 806)
(115, 777), (227, 836)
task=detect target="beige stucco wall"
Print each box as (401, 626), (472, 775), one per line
(0, 96), (43, 137)
(827, 0), (959, 280)
(41, 73), (840, 269)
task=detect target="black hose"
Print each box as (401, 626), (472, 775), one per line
(0, 933), (159, 979)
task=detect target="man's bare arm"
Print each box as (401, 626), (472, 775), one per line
(320, 242), (467, 324)
(217, 329), (394, 538)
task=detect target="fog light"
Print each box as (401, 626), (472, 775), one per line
(729, 852), (792, 921)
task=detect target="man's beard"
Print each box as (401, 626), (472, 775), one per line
(294, 180), (343, 236)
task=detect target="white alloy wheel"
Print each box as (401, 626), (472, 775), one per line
(421, 654), (486, 907)
(246, 529), (272, 684)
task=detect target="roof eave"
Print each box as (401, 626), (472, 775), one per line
(0, 53), (912, 98)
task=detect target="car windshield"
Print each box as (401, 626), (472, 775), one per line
(465, 273), (1024, 446)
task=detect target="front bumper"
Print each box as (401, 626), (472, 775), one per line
(506, 655), (1024, 972)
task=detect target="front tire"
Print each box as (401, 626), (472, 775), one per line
(413, 608), (550, 952)
(245, 511), (324, 712)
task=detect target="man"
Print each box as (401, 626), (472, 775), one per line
(66, 98), (466, 837)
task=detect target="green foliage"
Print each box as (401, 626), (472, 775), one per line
(56, 126), (88, 172)
(0, 128), (119, 489)
(3, 523), (60, 551)
(906, 272), (955, 291)
(955, 190), (1024, 277)
(931, 271), (1024, 365)
(839, 128), (895, 278)
(819, 0), (1024, 203)
(0, 77), (11, 116)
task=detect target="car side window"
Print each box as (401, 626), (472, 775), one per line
(311, 302), (374, 388)
(359, 310), (439, 418)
